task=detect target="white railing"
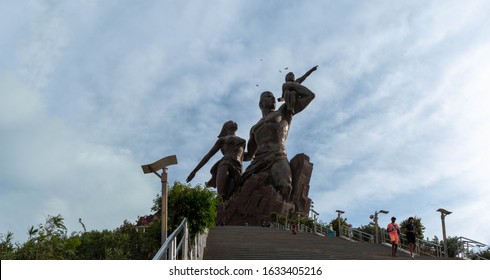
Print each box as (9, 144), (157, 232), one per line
(273, 222), (337, 237)
(153, 218), (188, 260)
(153, 219), (209, 260)
(381, 230), (442, 257)
(315, 223), (337, 237)
(457, 237), (487, 260)
(189, 228), (209, 260)
(341, 225), (374, 243)
(152, 218), (209, 260)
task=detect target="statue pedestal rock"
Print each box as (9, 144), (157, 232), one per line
(217, 153), (313, 225)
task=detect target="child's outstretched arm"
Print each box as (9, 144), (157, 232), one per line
(295, 65), (318, 84)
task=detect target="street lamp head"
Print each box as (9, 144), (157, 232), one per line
(336, 210), (345, 214)
(379, 210), (389, 214)
(437, 208), (452, 216)
(141, 155), (178, 174)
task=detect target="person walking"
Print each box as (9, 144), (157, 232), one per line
(387, 216), (400, 257)
(405, 217), (417, 258)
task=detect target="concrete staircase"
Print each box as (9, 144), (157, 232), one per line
(203, 226), (440, 260)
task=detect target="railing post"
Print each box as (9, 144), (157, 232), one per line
(193, 235), (197, 260)
(168, 238), (174, 260)
(183, 221), (189, 260)
(173, 237), (178, 259)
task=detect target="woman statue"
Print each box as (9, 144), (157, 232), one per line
(186, 120), (246, 200)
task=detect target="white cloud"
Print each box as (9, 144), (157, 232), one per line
(0, 74), (156, 242)
(1, 1), (490, 248)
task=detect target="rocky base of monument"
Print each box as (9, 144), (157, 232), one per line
(217, 153), (313, 226)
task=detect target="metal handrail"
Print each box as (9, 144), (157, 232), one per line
(152, 218), (209, 260)
(153, 218), (188, 260)
(381, 230), (442, 257)
(458, 236), (487, 259)
(341, 225), (374, 243)
(274, 222), (337, 238)
(189, 228), (209, 260)
(314, 224), (336, 237)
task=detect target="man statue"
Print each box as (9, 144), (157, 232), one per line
(242, 76), (316, 200)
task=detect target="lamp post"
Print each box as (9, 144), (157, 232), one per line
(297, 214), (301, 232)
(141, 155), (178, 245)
(370, 210), (389, 243)
(311, 209), (319, 233)
(437, 208), (452, 258)
(309, 199), (314, 219)
(310, 200), (319, 233)
(336, 210), (345, 237)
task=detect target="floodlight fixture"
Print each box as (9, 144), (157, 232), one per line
(437, 208), (452, 258)
(141, 155), (178, 175)
(437, 208), (452, 216)
(141, 154), (178, 245)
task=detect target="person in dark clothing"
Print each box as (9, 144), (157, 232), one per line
(405, 217), (417, 258)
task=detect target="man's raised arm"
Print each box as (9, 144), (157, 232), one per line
(291, 83), (315, 115)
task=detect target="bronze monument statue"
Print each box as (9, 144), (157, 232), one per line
(187, 120), (246, 200)
(182, 66), (318, 226)
(214, 66), (318, 226)
(242, 71), (316, 200)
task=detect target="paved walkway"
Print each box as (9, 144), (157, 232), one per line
(203, 226), (442, 260)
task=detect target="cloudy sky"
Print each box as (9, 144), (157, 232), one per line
(1, 0), (489, 248)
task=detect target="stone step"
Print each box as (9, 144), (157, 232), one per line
(203, 226), (441, 260)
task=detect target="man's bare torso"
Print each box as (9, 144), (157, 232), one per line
(252, 105), (291, 156)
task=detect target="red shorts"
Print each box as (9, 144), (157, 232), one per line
(389, 234), (399, 244)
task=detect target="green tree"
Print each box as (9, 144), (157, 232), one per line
(329, 217), (348, 237)
(112, 219), (161, 259)
(70, 218), (161, 260)
(357, 224), (376, 236)
(2, 214), (163, 260)
(474, 248), (490, 260)
(300, 216), (314, 229)
(399, 216), (425, 239)
(74, 229), (119, 260)
(14, 214), (80, 260)
(0, 232), (16, 259)
(2, 182), (219, 260)
(270, 212), (279, 224)
(152, 181), (220, 241)
(444, 236), (463, 258)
